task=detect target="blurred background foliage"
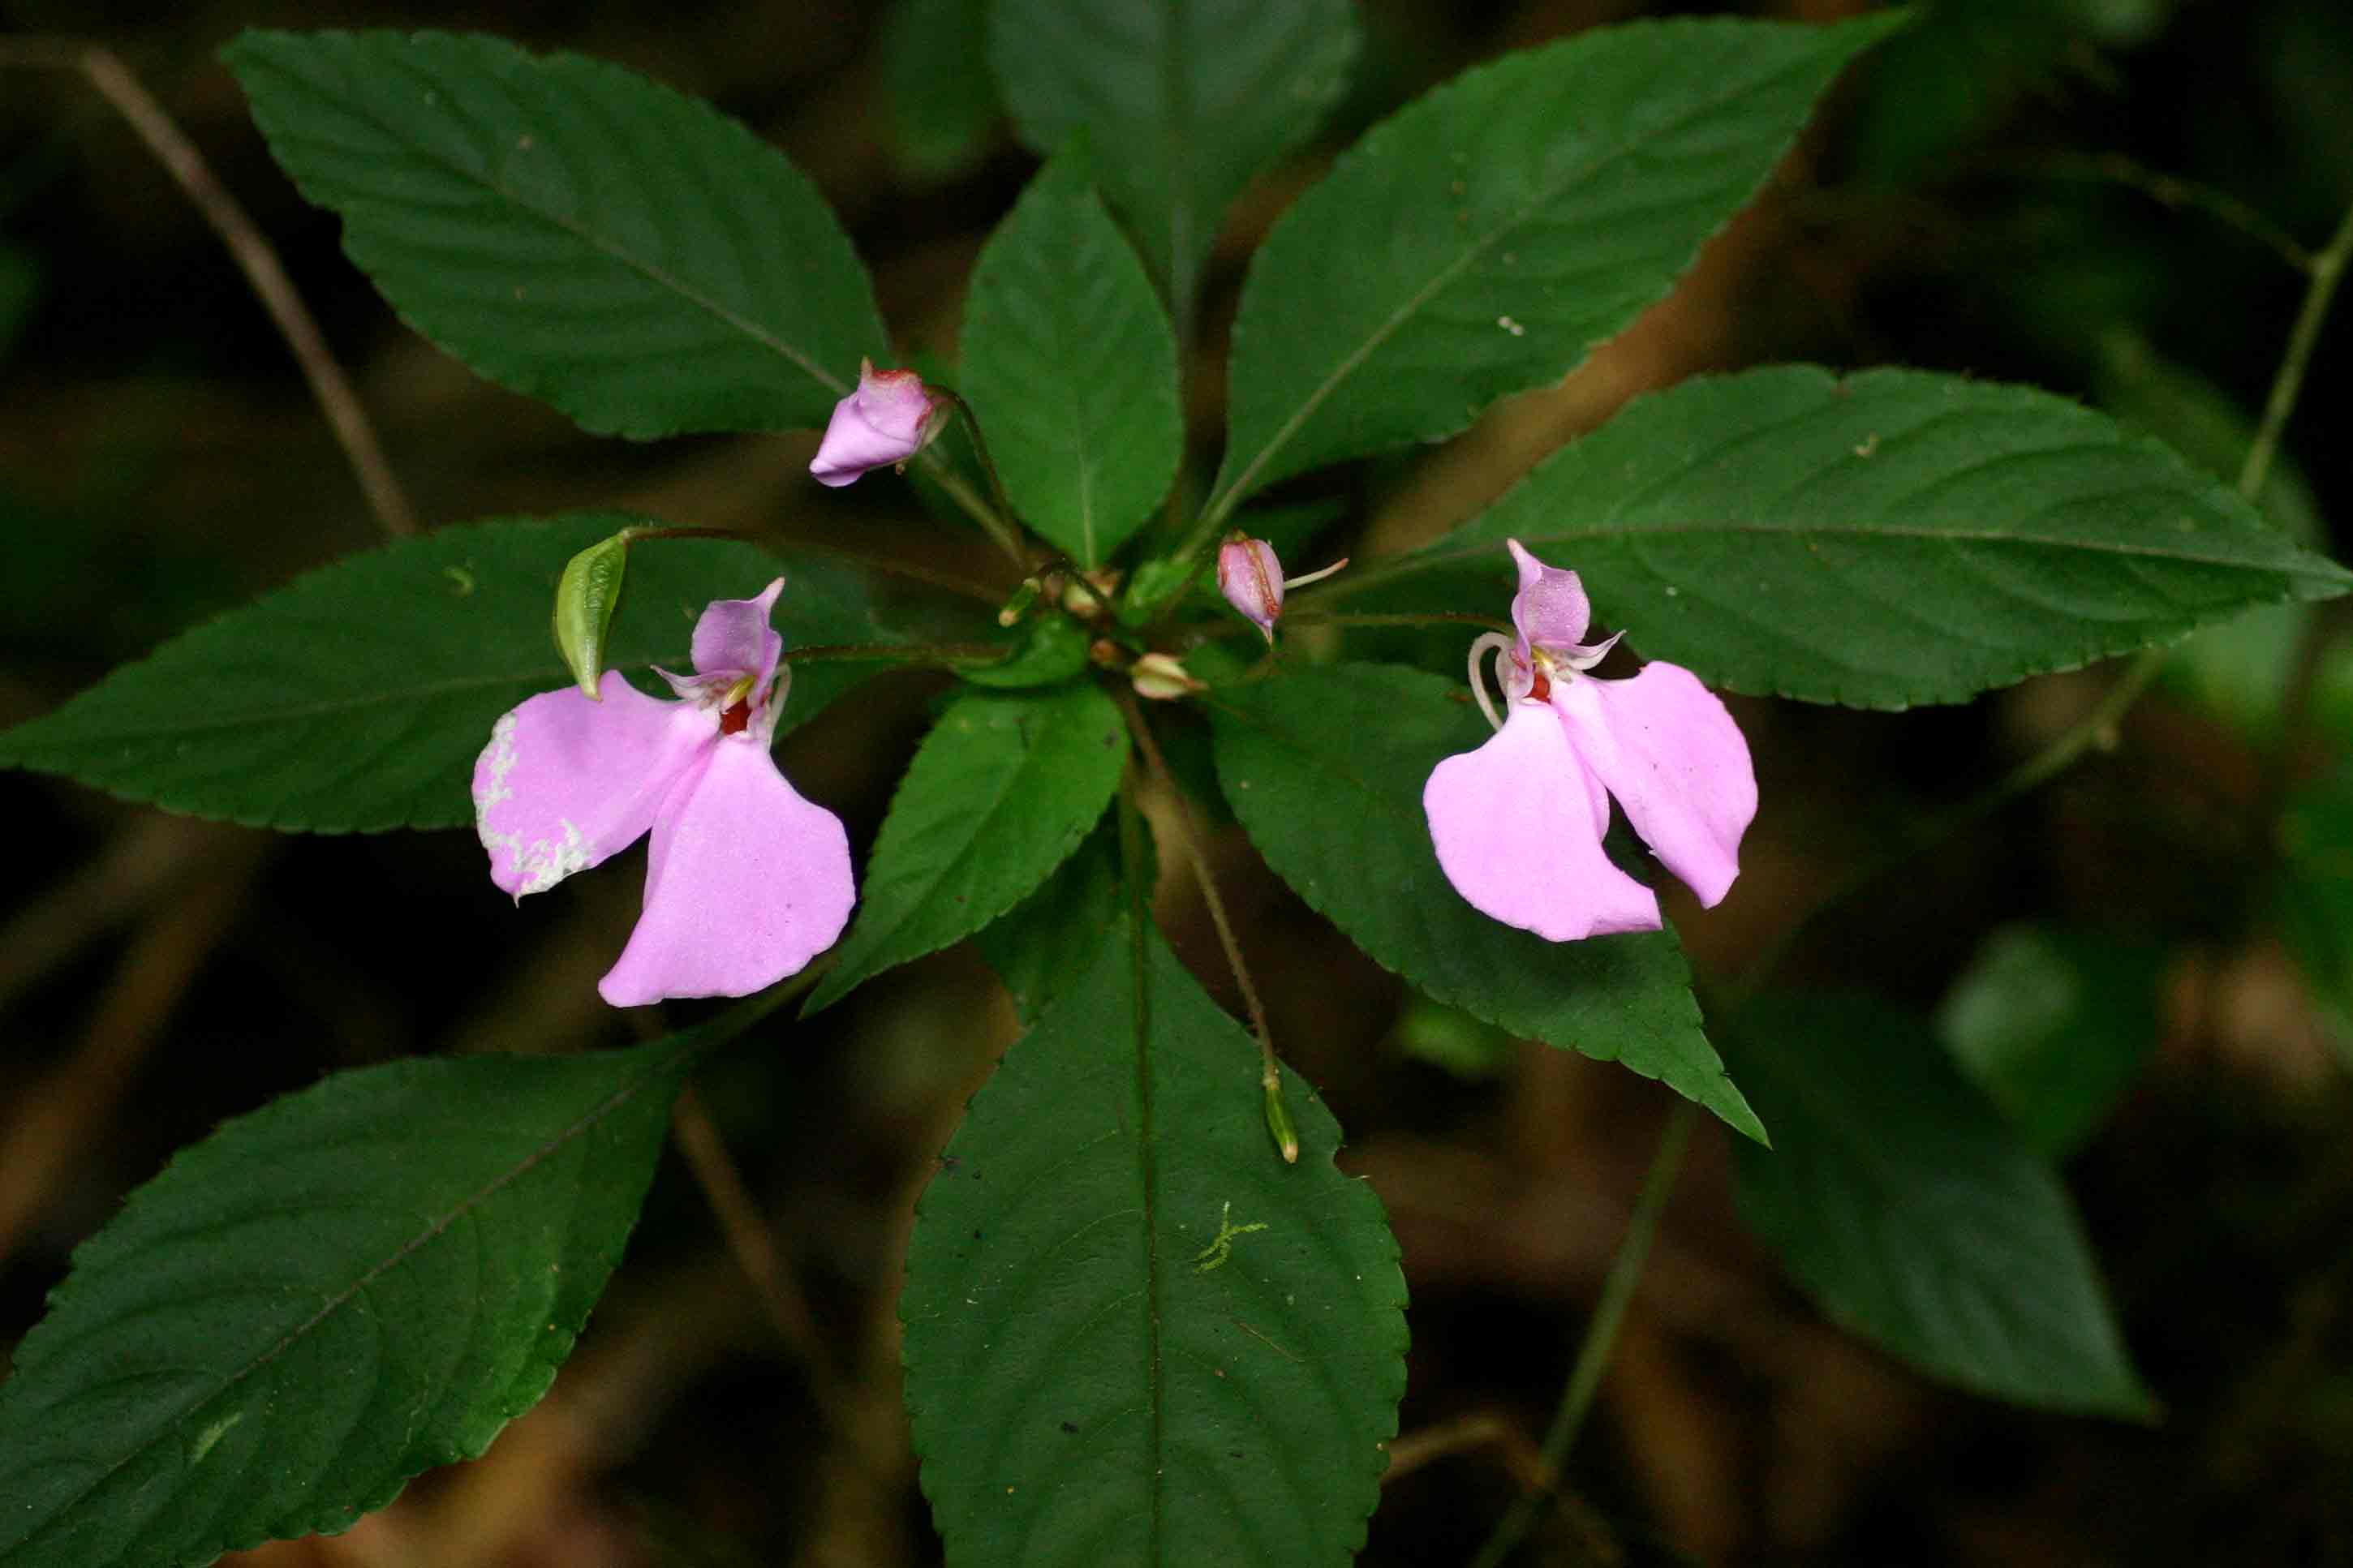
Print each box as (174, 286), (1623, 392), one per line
(4, 0), (2353, 1563)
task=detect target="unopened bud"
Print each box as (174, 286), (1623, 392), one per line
(997, 576), (1043, 628)
(1218, 535), (1285, 644)
(1263, 1069), (1300, 1164)
(552, 526), (641, 698)
(810, 359), (952, 488)
(1131, 651), (1205, 700)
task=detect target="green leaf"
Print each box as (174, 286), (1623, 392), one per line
(974, 816), (1142, 1025)
(990, 0), (1360, 317)
(807, 681), (1127, 1012)
(882, 0), (1001, 181)
(0, 515), (970, 832)
(1209, 661), (1761, 1140)
(0, 1034), (698, 1567)
(1938, 922), (2163, 1158)
(1360, 366), (2353, 709)
(1209, 13), (1903, 513)
(902, 924), (1407, 1567)
(960, 154), (1182, 567)
(225, 30), (886, 437)
(1727, 993), (2153, 1418)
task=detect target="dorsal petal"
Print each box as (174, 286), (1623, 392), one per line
(690, 577), (786, 690)
(1507, 538), (1593, 653)
(1422, 702), (1661, 943)
(472, 672), (712, 899)
(1550, 663), (1757, 908)
(597, 737), (855, 1005)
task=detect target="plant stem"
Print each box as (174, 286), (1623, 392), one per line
(785, 639), (1010, 665)
(1466, 1098), (1698, 1568)
(2240, 195), (2353, 505)
(1116, 687), (1298, 1162)
(929, 389), (1033, 570)
(0, 41), (417, 539)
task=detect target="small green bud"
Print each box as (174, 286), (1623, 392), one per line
(1262, 1069), (1300, 1165)
(552, 527), (639, 698)
(996, 576), (1044, 628)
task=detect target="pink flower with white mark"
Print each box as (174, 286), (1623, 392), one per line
(1422, 540), (1755, 942)
(473, 578), (854, 1006)
(809, 359), (950, 487)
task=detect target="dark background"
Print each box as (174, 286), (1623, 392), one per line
(4, 1), (2352, 1562)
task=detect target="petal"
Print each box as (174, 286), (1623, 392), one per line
(1217, 537), (1284, 641)
(1551, 663), (1757, 907)
(474, 672), (712, 899)
(690, 577), (785, 689)
(809, 363), (941, 487)
(597, 736), (855, 1005)
(1507, 538), (1592, 653)
(1422, 702), (1661, 942)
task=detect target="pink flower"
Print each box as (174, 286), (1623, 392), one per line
(1422, 540), (1755, 942)
(809, 359), (950, 487)
(472, 578), (855, 1006)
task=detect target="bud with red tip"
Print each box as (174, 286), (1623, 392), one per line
(810, 359), (951, 487)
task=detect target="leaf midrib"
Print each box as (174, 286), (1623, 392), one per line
(258, 39), (857, 403)
(3, 1048), (682, 1558)
(1211, 29), (1847, 514)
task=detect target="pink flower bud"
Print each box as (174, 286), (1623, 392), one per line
(810, 359), (950, 488)
(1218, 536), (1285, 643)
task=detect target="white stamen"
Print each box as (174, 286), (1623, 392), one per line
(1281, 556), (1351, 591)
(1467, 632), (1512, 734)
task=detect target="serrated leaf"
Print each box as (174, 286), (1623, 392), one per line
(807, 681), (1126, 1011)
(1938, 922), (2162, 1158)
(225, 30), (886, 437)
(0, 1035), (699, 1568)
(990, 0), (1359, 318)
(902, 924), (1407, 1567)
(1351, 366), (2353, 709)
(960, 154), (1181, 567)
(1209, 661), (1761, 1140)
(0, 515), (972, 832)
(883, 0), (1001, 180)
(1728, 992), (2153, 1417)
(974, 816), (1142, 1025)
(1209, 13), (1903, 513)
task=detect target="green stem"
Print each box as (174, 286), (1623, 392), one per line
(927, 388), (1032, 570)
(2240, 196), (2353, 505)
(1465, 1099), (1698, 1568)
(785, 639), (1009, 666)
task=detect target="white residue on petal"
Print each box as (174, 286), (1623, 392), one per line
(475, 712), (518, 814)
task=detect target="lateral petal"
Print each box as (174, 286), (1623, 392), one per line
(474, 671), (712, 899)
(1422, 702), (1661, 942)
(598, 737), (855, 1006)
(1551, 663), (1756, 908)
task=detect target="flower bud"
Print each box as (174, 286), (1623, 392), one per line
(551, 526), (640, 698)
(810, 359), (951, 488)
(1217, 535), (1285, 643)
(1131, 651), (1205, 701)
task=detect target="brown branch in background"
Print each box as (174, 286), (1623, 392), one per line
(0, 831), (272, 1265)
(0, 41), (419, 539)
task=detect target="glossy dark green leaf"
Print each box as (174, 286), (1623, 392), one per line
(990, 0), (1359, 316)
(883, 0), (1000, 180)
(960, 154), (1181, 566)
(0, 1034), (699, 1568)
(1210, 13), (1903, 512)
(903, 924), (1407, 1566)
(974, 816), (1141, 1025)
(807, 681), (1127, 1011)
(1937, 922), (2163, 1158)
(1357, 366), (2353, 709)
(1209, 661), (1761, 1140)
(1729, 993), (2153, 1417)
(226, 30), (886, 436)
(0, 515), (969, 832)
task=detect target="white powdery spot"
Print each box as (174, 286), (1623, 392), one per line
(516, 818), (594, 896)
(475, 712), (518, 816)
